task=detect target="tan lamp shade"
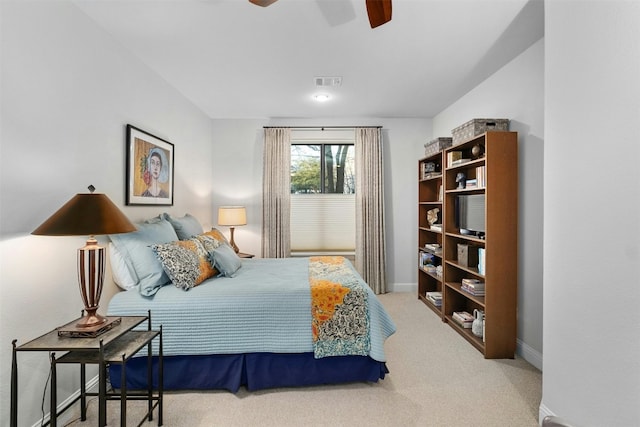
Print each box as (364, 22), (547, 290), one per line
(217, 206), (247, 227)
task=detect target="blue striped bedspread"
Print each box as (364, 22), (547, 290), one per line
(107, 257), (396, 362)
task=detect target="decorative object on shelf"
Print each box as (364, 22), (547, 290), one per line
(218, 206), (247, 253)
(457, 244), (479, 268)
(126, 124), (174, 206)
(472, 144), (485, 158)
(456, 172), (467, 189)
(472, 309), (484, 338)
(451, 118), (510, 146)
(427, 207), (440, 226)
(421, 161), (440, 180)
(32, 186), (136, 335)
(420, 252), (436, 268)
(447, 151), (462, 167)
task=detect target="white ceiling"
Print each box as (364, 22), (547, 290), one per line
(73, 0), (544, 119)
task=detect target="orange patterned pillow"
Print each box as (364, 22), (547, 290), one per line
(152, 238), (218, 290)
(202, 228), (231, 247)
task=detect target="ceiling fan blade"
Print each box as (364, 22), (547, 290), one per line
(366, 0), (392, 28)
(249, 0), (278, 6)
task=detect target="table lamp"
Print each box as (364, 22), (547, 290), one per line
(217, 206), (246, 253)
(32, 185), (136, 334)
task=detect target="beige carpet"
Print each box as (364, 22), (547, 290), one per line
(66, 292), (541, 426)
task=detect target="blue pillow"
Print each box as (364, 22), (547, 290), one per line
(109, 218), (179, 296)
(212, 244), (242, 278)
(161, 213), (204, 240)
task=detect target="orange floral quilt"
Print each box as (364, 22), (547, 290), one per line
(309, 256), (370, 358)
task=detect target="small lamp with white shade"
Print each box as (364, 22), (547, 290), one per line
(217, 206), (246, 253)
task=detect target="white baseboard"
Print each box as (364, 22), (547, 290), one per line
(388, 282), (417, 293)
(517, 338), (543, 371)
(31, 375), (99, 427)
(538, 402), (555, 425)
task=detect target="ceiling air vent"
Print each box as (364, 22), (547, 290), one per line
(314, 76), (342, 87)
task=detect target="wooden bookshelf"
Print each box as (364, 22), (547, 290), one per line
(418, 131), (518, 359)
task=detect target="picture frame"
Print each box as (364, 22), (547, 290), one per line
(126, 124), (174, 206)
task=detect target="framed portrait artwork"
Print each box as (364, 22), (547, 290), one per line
(126, 124), (174, 206)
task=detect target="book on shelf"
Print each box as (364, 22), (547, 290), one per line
(423, 265), (437, 274)
(426, 291), (442, 298)
(461, 286), (485, 296)
(451, 158), (472, 167)
(422, 171), (441, 180)
(464, 178), (478, 189)
(461, 278), (485, 296)
(429, 224), (442, 232)
(476, 166), (486, 187)
(452, 311), (473, 328)
(461, 278), (484, 287)
(426, 291), (442, 307)
(423, 243), (442, 254)
(478, 248), (486, 275)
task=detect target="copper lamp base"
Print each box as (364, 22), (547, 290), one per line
(75, 311), (107, 328)
(57, 237), (116, 337)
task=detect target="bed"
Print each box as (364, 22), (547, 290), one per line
(105, 214), (396, 392)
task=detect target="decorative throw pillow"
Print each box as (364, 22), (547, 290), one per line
(152, 238), (217, 291)
(109, 218), (179, 297)
(194, 233), (222, 255)
(211, 243), (242, 278)
(162, 213), (204, 240)
(203, 228), (231, 247)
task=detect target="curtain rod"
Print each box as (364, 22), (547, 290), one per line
(262, 126), (382, 129)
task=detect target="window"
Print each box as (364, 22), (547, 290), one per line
(291, 144), (355, 194)
(289, 130), (356, 254)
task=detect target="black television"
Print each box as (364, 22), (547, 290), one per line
(455, 194), (486, 238)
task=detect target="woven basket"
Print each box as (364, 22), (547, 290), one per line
(452, 119), (509, 146)
(424, 137), (452, 157)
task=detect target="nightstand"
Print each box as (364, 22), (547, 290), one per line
(238, 252), (255, 258)
(10, 312), (163, 427)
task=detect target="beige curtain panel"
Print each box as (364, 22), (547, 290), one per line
(262, 127), (291, 258)
(355, 127), (387, 294)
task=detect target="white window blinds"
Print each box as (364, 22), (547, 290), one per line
(290, 193), (355, 252)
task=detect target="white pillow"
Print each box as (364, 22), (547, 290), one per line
(109, 242), (138, 290)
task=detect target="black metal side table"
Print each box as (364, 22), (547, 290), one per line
(11, 312), (163, 427)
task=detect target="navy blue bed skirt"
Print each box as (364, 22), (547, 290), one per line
(109, 352), (389, 393)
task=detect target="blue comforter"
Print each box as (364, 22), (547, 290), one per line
(107, 257), (396, 362)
